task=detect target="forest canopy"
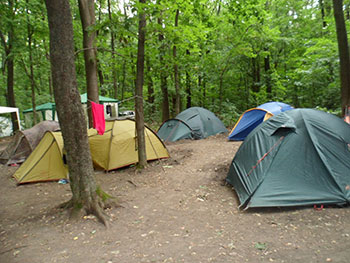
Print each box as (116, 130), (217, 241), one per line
(0, 0), (348, 127)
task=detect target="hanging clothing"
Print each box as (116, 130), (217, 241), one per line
(91, 101), (105, 135)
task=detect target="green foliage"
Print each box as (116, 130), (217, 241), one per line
(0, 0), (345, 127)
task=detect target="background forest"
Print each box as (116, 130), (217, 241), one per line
(0, 0), (348, 128)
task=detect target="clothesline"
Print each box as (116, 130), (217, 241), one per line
(85, 95), (149, 109)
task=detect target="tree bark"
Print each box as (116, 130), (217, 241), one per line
(107, 0), (118, 99)
(45, 0), (107, 225)
(264, 48), (272, 99)
(135, 0), (147, 167)
(333, 0), (350, 116)
(219, 66), (228, 113)
(0, 0), (19, 131)
(186, 49), (191, 108)
(202, 73), (206, 108)
(25, 0), (37, 125)
(158, 9), (170, 122)
(173, 9), (180, 115)
(78, 0), (99, 128)
(320, 0), (327, 28)
(251, 56), (260, 93)
(146, 59), (155, 113)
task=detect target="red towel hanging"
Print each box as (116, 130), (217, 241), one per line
(91, 101), (105, 135)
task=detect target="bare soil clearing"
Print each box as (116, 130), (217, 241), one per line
(0, 134), (349, 263)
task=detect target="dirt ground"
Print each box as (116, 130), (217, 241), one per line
(0, 134), (349, 263)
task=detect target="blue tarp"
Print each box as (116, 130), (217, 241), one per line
(228, 102), (293, 141)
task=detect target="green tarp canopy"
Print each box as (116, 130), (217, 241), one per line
(23, 102), (56, 121)
(226, 108), (350, 209)
(23, 94), (118, 113)
(80, 93), (118, 104)
(23, 102), (56, 113)
(157, 107), (227, 142)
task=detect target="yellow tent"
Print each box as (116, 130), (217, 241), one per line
(13, 119), (170, 183)
(88, 119), (170, 171)
(13, 131), (68, 184)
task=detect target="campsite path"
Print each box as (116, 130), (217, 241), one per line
(1, 134), (350, 263)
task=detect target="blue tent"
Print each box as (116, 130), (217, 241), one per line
(228, 102), (293, 141)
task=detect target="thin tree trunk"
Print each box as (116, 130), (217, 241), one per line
(146, 59), (155, 113)
(219, 67), (227, 113)
(121, 59), (126, 101)
(320, 0), (327, 28)
(173, 9), (180, 115)
(251, 56), (260, 93)
(78, 0), (99, 128)
(333, 0), (350, 115)
(0, 0), (19, 131)
(96, 0), (105, 94)
(45, 0), (107, 225)
(198, 74), (202, 107)
(202, 73), (206, 108)
(26, 0), (37, 125)
(135, 0), (147, 167)
(107, 0), (118, 99)
(264, 48), (272, 99)
(186, 49), (191, 108)
(158, 10), (169, 122)
(6, 49), (18, 130)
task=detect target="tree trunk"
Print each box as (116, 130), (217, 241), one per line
(6, 49), (18, 131)
(264, 48), (272, 99)
(173, 9), (180, 115)
(146, 59), (155, 113)
(78, 0), (99, 128)
(107, 0), (118, 99)
(202, 73), (206, 108)
(45, 0), (107, 225)
(26, 0), (37, 125)
(0, 0), (19, 131)
(135, 0), (147, 167)
(158, 11), (170, 122)
(219, 66), (228, 113)
(186, 49), (191, 108)
(198, 74), (202, 107)
(320, 0), (327, 28)
(251, 56), (260, 93)
(96, 0), (105, 95)
(333, 0), (350, 116)
(121, 58), (126, 101)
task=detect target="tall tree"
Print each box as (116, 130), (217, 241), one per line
(135, 0), (147, 167)
(24, 0), (37, 125)
(173, 9), (181, 115)
(146, 58), (155, 113)
(158, 3), (170, 122)
(45, 0), (107, 225)
(0, 0), (19, 131)
(78, 0), (99, 128)
(333, 0), (350, 115)
(185, 49), (191, 108)
(107, 0), (118, 99)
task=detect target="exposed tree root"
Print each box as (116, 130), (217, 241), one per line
(57, 187), (121, 227)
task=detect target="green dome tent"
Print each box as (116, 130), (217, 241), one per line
(157, 107), (227, 142)
(226, 108), (350, 209)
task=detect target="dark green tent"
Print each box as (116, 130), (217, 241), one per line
(226, 108), (350, 209)
(157, 107), (227, 142)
